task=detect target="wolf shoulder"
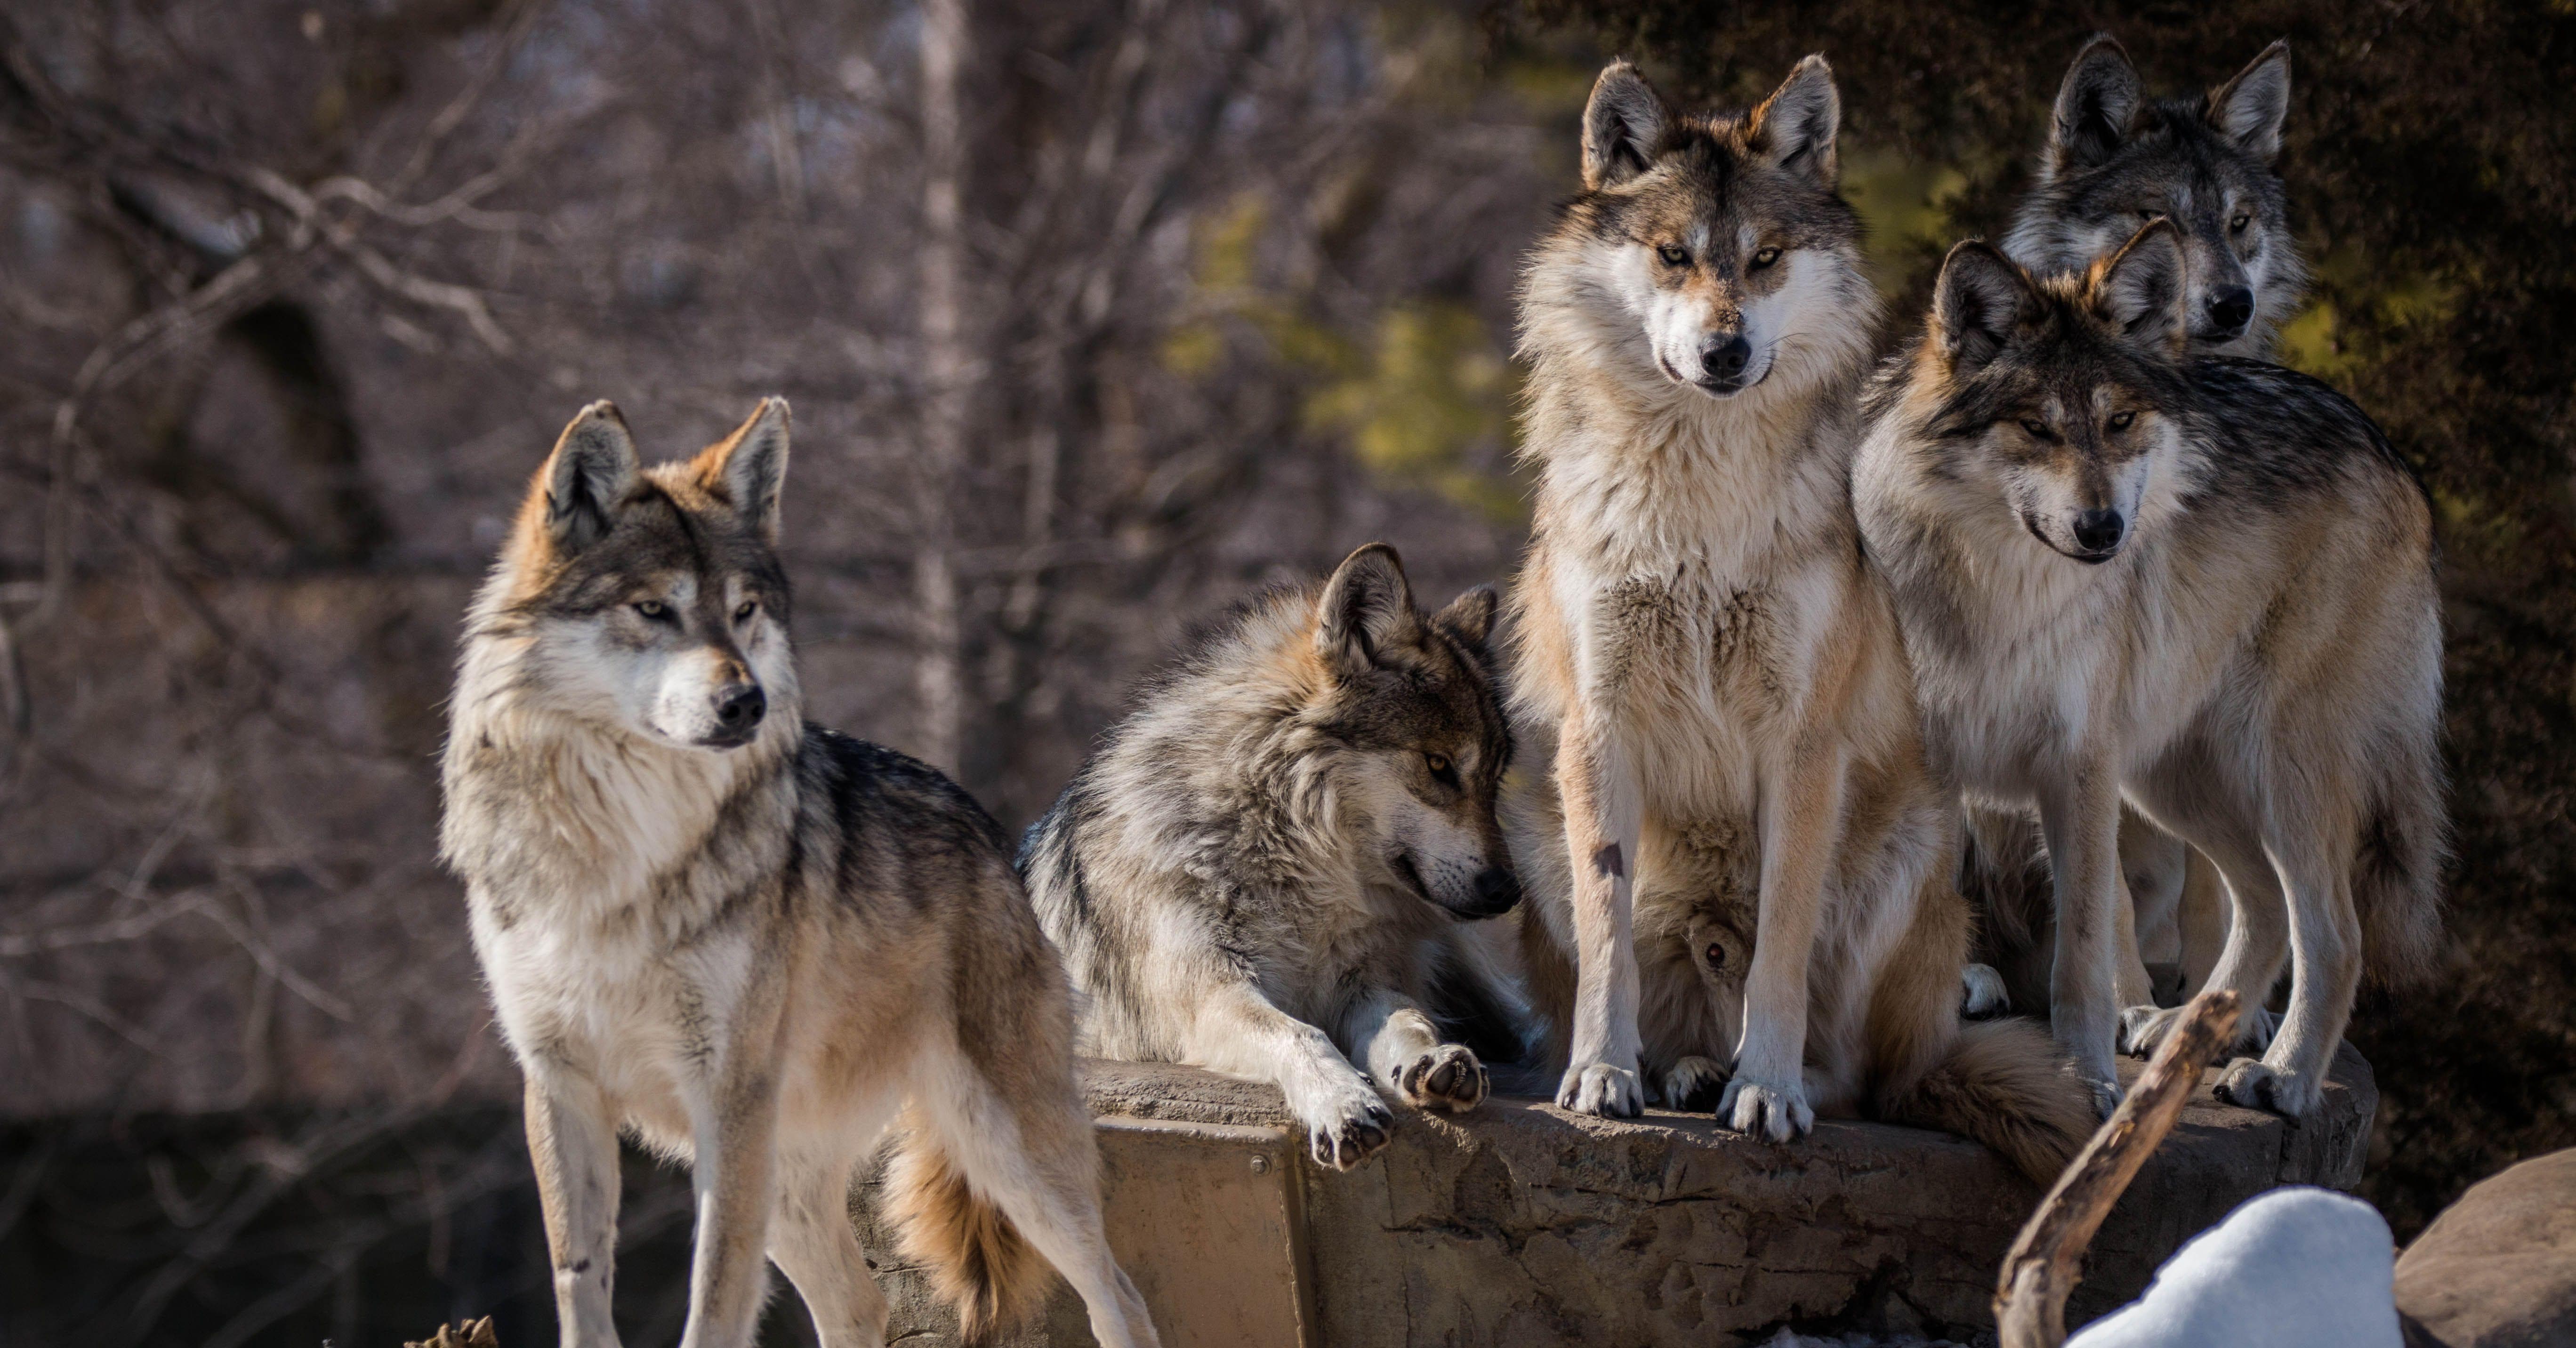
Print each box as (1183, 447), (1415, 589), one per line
(2179, 358), (2431, 527)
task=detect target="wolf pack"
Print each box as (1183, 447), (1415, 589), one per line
(437, 32), (2447, 1348)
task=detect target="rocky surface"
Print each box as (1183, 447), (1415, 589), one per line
(856, 1043), (2375, 1347)
(2395, 1147), (2576, 1348)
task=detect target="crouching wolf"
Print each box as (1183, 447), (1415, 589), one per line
(441, 400), (1158, 1348)
(1020, 544), (1523, 1171)
(1853, 224), (2446, 1118)
(1501, 57), (2094, 1180)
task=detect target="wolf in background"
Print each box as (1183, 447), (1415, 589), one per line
(1020, 544), (1526, 1171)
(1853, 223), (2446, 1117)
(441, 401), (1157, 1348)
(1500, 56), (2094, 1179)
(1970, 34), (2309, 1027)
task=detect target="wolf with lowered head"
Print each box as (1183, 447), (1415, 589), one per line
(1854, 224), (2446, 1117)
(1021, 544), (1523, 1171)
(1502, 56), (2094, 1178)
(441, 401), (1157, 1348)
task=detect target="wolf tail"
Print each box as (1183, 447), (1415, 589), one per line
(2353, 763), (2449, 990)
(885, 1108), (1050, 1345)
(1883, 1018), (2096, 1186)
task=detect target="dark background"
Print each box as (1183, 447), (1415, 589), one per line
(0, 0), (2567, 1341)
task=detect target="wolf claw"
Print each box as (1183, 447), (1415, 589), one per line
(1719, 1078), (1813, 1141)
(1556, 1061), (1643, 1117)
(1398, 1044), (1487, 1112)
(2214, 1057), (2318, 1118)
(1306, 1097), (1395, 1170)
(1661, 1055), (1730, 1111)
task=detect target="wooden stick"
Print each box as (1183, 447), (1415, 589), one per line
(404, 1316), (498, 1348)
(1993, 988), (2243, 1348)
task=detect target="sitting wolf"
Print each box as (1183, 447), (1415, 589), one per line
(1020, 544), (1524, 1171)
(441, 400), (1157, 1348)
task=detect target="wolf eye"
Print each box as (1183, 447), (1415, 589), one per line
(2107, 409), (2137, 432)
(1704, 942), (1726, 969)
(633, 600), (673, 621)
(734, 600), (759, 623)
(1657, 244), (1690, 267)
(2230, 213), (2251, 233)
(1749, 246), (1782, 270)
(1424, 752), (1457, 782)
(2019, 419), (2054, 441)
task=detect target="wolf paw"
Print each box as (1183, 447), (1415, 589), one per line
(1303, 1093), (1395, 1171)
(2121, 1003), (2278, 1059)
(1961, 963), (2011, 1019)
(1718, 1077), (1813, 1141)
(1396, 1043), (1487, 1112)
(1555, 1061), (1643, 1117)
(2083, 1072), (2125, 1120)
(1660, 1056), (1731, 1110)
(2214, 1058), (2319, 1118)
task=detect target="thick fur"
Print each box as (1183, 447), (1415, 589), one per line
(1502, 57), (2091, 1173)
(1021, 544), (1526, 1171)
(2006, 35), (2305, 358)
(441, 401), (1158, 1348)
(1854, 229), (2447, 1119)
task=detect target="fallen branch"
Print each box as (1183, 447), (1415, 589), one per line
(407, 1316), (499, 1348)
(1994, 987), (2244, 1348)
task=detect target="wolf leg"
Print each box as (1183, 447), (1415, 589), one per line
(1184, 981), (1392, 1169)
(2217, 834), (2360, 1119)
(1552, 714), (1646, 1116)
(2125, 813), (2288, 1061)
(1720, 741), (1845, 1142)
(523, 1068), (625, 1348)
(1345, 988), (1486, 1112)
(924, 1060), (1161, 1348)
(2037, 751), (2126, 1115)
(677, 1012), (786, 1348)
(767, 1150), (888, 1348)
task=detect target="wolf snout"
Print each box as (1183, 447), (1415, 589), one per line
(702, 682), (767, 746)
(1698, 333), (1754, 393)
(2071, 508), (2126, 561)
(1469, 866), (1523, 918)
(2201, 285), (2254, 340)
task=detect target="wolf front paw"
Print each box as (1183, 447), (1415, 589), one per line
(1396, 1043), (1487, 1112)
(1303, 1093), (1395, 1171)
(2121, 1002), (2278, 1059)
(1555, 1061), (1643, 1117)
(2214, 1057), (2320, 1118)
(1961, 963), (2011, 1019)
(1660, 1055), (1730, 1111)
(2079, 1068), (2125, 1120)
(1718, 1077), (1813, 1141)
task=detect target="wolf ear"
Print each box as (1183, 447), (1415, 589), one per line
(542, 401), (639, 552)
(1750, 55), (1840, 187)
(2093, 219), (2189, 355)
(1932, 242), (2037, 377)
(1582, 61), (1670, 191)
(700, 397), (791, 543)
(1316, 543), (1420, 678)
(2207, 40), (2290, 163)
(1433, 585), (1498, 651)
(2046, 35), (2141, 176)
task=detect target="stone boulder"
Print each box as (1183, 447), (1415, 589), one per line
(2396, 1147), (2576, 1348)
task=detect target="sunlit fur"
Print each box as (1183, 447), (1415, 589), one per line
(441, 401), (1159, 1348)
(1021, 545), (1527, 1171)
(1502, 58), (2094, 1173)
(1856, 230), (2447, 1119)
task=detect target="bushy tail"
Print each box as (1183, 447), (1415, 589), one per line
(1884, 1019), (2096, 1186)
(2354, 777), (2448, 990)
(885, 1109), (1050, 1345)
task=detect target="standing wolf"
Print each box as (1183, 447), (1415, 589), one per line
(1501, 57), (2093, 1177)
(1021, 544), (1523, 1171)
(441, 400), (1158, 1348)
(1853, 224), (2446, 1117)
(1972, 34), (2308, 1020)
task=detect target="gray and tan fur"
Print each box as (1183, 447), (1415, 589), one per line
(1021, 544), (1524, 1171)
(440, 401), (1157, 1348)
(2006, 35), (2304, 358)
(1501, 57), (2093, 1180)
(1854, 225), (2446, 1118)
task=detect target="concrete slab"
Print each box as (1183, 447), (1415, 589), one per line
(855, 1043), (2374, 1347)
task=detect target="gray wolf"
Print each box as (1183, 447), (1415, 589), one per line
(1853, 223), (2446, 1117)
(440, 400), (1159, 1348)
(2006, 34), (2303, 360)
(1500, 56), (2094, 1179)
(1019, 543), (1524, 1171)
(1977, 33), (2310, 1028)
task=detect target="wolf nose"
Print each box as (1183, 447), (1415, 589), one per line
(1703, 334), (1752, 380)
(1472, 867), (1522, 915)
(713, 683), (766, 734)
(2073, 509), (2126, 554)
(2205, 286), (2254, 337)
